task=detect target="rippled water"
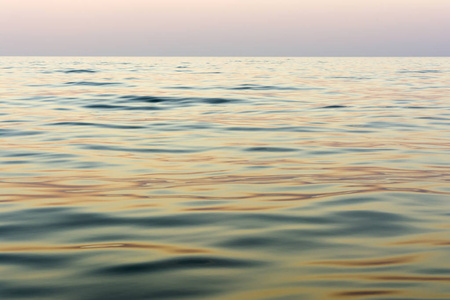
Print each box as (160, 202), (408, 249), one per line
(1, 57), (449, 300)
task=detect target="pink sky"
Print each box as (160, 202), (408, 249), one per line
(1, 0), (449, 56)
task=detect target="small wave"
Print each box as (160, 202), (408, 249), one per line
(49, 122), (146, 130)
(0, 285), (61, 299)
(83, 104), (127, 110)
(398, 70), (442, 74)
(0, 128), (43, 137)
(319, 105), (349, 109)
(229, 84), (299, 90)
(167, 86), (195, 90)
(94, 256), (263, 275)
(65, 81), (119, 86)
(194, 71), (222, 74)
(417, 116), (450, 120)
(203, 98), (235, 104)
(120, 95), (167, 103)
(217, 233), (333, 253)
(83, 104), (162, 111)
(0, 253), (68, 268)
(62, 69), (97, 73)
(245, 147), (298, 152)
(120, 95), (239, 105)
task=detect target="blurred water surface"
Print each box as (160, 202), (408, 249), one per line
(0, 57), (449, 300)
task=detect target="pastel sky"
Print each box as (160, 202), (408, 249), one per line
(1, 0), (449, 56)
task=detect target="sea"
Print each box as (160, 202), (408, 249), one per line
(0, 57), (449, 300)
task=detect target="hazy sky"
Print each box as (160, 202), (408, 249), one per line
(1, 0), (449, 56)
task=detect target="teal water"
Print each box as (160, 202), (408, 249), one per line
(0, 57), (449, 299)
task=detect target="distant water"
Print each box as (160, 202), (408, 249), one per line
(0, 57), (449, 300)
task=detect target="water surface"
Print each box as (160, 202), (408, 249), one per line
(0, 57), (449, 299)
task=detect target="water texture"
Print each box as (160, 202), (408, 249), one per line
(0, 57), (449, 300)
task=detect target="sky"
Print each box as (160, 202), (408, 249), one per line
(1, 0), (449, 56)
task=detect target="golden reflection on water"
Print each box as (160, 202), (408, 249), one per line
(308, 254), (421, 267)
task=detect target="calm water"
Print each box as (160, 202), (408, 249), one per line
(0, 57), (449, 300)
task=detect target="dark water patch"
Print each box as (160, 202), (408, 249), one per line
(319, 105), (349, 109)
(174, 123), (217, 130)
(52, 211), (218, 229)
(92, 93), (117, 97)
(49, 122), (146, 130)
(120, 95), (240, 105)
(125, 106), (164, 111)
(238, 213), (335, 226)
(0, 253), (69, 268)
(2, 152), (41, 158)
(73, 161), (118, 169)
(0, 207), (74, 224)
(0, 128), (43, 137)
(0, 210), (339, 239)
(120, 95), (168, 103)
(194, 71), (222, 74)
(245, 147), (298, 152)
(335, 210), (410, 222)
(318, 196), (381, 207)
(83, 285), (225, 300)
(62, 69), (97, 73)
(84, 104), (126, 109)
(217, 234), (335, 253)
(398, 70), (442, 74)
(0, 285), (63, 299)
(65, 81), (120, 86)
(416, 268), (450, 275)
(203, 98), (235, 104)
(83, 104), (162, 111)
(0, 119), (27, 123)
(135, 288), (220, 300)
(349, 121), (421, 129)
(1, 160), (29, 165)
(232, 210), (419, 243)
(313, 210), (417, 237)
(167, 86), (195, 90)
(406, 106), (433, 109)
(410, 86), (447, 90)
(0, 224), (37, 240)
(94, 256), (262, 276)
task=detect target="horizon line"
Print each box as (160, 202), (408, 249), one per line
(1, 55), (449, 58)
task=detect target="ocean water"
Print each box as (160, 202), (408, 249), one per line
(0, 57), (449, 300)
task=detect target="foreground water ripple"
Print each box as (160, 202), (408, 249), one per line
(0, 57), (449, 299)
